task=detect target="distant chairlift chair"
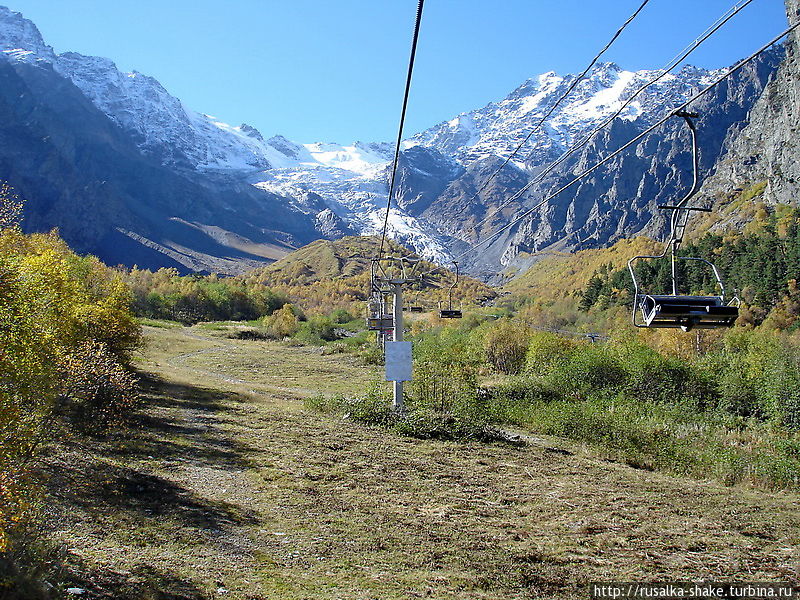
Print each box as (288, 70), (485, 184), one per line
(627, 111), (739, 332)
(366, 293), (394, 331)
(366, 260), (395, 331)
(439, 261), (463, 319)
(408, 292), (424, 313)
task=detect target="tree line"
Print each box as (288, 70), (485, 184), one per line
(1, 189), (142, 570)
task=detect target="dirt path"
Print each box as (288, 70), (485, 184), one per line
(42, 326), (800, 600)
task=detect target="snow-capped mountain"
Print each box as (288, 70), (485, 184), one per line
(0, 5), (784, 274)
(409, 63), (725, 168)
(0, 6), (453, 263)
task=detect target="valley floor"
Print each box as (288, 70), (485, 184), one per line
(42, 326), (800, 599)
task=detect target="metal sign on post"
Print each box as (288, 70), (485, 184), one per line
(385, 341), (412, 381)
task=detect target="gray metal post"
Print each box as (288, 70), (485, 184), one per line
(671, 241), (678, 296)
(392, 282), (404, 411)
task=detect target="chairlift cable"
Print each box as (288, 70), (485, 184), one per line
(377, 0), (426, 261)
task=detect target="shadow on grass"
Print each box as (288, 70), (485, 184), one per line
(48, 371), (262, 523)
(60, 557), (213, 600)
(105, 371), (259, 470)
(39, 371), (265, 597)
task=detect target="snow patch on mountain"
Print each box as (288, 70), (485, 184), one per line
(0, 6), (53, 63)
(411, 61), (725, 168)
(302, 142), (392, 177)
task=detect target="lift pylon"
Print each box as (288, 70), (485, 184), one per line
(368, 256), (423, 411)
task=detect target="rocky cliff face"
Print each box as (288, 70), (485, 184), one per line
(695, 0), (800, 213)
(406, 50), (783, 277)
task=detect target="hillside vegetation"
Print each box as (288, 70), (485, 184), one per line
(238, 236), (497, 314)
(316, 311), (800, 491)
(504, 237), (663, 302)
(4, 189), (800, 597)
(121, 237), (497, 325)
(0, 188), (142, 595)
(124, 267), (289, 325)
(579, 204), (800, 329)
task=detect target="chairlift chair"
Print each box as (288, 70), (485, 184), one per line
(367, 314), (395, 331)
(365, 292), (394, 331)
(408, 290), (424, 312)
(628, 111), (739, 332)
(439, 261), (463, 319)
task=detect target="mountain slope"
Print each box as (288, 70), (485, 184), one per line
(237, 235), (497, 312)
(0, 7), (337, 274)
(411, 52), (783, 280)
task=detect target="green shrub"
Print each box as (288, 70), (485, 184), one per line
(524, 332), (578, 376)
(487, 376), (555, 425)
(614, 340), (705, 405)
(330, 308), (354, 324)
(712, 329), (800, 428)
(262, 304), (300, 339)
(307, 315), (337, 342)
(304, 393), (347, 414)
(410, 359), (483, 418)
(483, 318), (529, 374)
(543, 343), (626, 399)
(358, 343), (384, 366)
(342, 382), (394, 426)
(61, 341), (140, 428)
(294, 315), (338, 345)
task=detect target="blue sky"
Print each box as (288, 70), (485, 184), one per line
(7, 1), (790, 143)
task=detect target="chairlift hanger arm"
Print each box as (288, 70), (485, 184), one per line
(448, 261), (459, 310)
(439, 261), (463, 318)
(673, 109), (699, 122)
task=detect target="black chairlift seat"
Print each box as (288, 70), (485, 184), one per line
(639, 295), (738, 332)
(439, 309), (462, 319)
(367, 315), (394, 331)
(409, 306), (424, 313)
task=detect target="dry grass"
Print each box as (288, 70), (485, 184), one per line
(38, 326), (800, 599)
(139, 324), (377, 400)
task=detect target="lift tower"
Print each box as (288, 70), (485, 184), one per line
(367, 257), (422, 411)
